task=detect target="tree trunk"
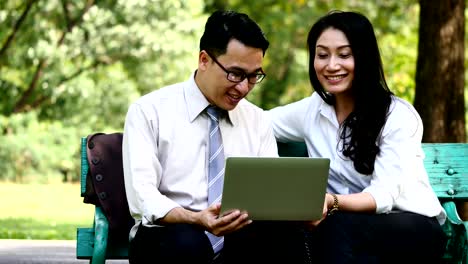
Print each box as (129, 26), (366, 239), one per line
(414, 0), (465, 143)
(414, 0), (466, 220)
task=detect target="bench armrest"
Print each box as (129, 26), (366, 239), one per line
(441, 201), (468, 263)
(92, 206), (109, 264)
(443, 201), (465, 225)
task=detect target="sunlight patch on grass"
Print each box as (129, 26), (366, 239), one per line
(0, 183), (94, 240)
(0, 217), (79, 240)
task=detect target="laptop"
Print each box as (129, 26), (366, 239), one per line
(219, 156), (330, 221)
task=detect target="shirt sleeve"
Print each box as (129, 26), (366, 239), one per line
(122, 103), (180, 225)
(266, 96), (312, 142)
(363, 99), (425, 214)
(258, 109), (280, 157)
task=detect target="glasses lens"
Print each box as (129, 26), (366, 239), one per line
(227, 72), (245, 82)
(227, 71), (266, 84)
(251, 73), (265, 84)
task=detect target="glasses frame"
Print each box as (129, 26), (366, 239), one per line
(205, 51), (266, 84)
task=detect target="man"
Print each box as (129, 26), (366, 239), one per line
(123, 10), (306, 263)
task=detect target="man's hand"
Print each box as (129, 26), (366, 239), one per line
(199, 203), (251, 236)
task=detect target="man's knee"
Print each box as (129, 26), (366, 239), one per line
(129, 223), (214, 263)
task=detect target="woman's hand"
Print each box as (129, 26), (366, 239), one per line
(305, 193), (335, 229)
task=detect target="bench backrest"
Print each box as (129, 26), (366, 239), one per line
(422, 143), (468, 201)
(277, 142), (468, 201)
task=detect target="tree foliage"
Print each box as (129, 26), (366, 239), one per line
(206, 0), (421, 109)
(0, 0), (205, 182)
(0, 0), (465, 182)
(1, 0), (205, 125)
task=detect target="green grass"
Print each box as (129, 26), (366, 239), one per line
(0, 183), (93, 240)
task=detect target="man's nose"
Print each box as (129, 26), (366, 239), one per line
(236, 78), (251, 94)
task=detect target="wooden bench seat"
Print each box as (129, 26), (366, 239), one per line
(76, 134), (468, 264)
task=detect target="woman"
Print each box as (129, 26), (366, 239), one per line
(268, 11), (447, 263)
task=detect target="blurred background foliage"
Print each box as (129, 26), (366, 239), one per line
(0, 0), (466, 183)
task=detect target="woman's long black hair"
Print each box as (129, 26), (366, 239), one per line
(307, 11), (393, 175)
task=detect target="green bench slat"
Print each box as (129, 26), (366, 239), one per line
(76, 228), (95, 258)
(423, 143), (468, 200)
(80, 137), (88, 197)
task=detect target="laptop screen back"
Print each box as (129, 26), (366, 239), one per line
(219, 157), (330, 221)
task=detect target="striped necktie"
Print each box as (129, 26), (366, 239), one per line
(206, 106), (225, 253)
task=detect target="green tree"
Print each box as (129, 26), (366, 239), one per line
(0, 0), (205, 182)
(0, 0), (205, 128)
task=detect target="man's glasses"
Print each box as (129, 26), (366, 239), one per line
(205, 51), (266, 84)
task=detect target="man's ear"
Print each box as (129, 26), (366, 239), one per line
(199, 51), (209, 70)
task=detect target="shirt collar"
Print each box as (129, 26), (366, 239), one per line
(318, 98), (339, 127)
(226, 109), (237, 126)
(184, 71), (235, 126)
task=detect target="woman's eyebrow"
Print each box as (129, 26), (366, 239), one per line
(316, 44), (351, 49)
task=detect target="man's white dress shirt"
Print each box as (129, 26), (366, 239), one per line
(267, 92), (446, 225)
(123, 73), (278, 239)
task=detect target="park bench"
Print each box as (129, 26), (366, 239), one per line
(76, 132), (468, 264)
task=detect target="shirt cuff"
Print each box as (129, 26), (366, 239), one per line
(362, 186), (394, 213)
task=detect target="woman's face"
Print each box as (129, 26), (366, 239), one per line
(314, 28), (355, 95)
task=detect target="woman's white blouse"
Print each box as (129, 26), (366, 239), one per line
(267, 92), (446, 224)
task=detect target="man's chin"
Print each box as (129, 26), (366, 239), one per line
(224, 97), (242, 110)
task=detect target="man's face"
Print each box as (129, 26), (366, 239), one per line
(199, 39), (264, 111)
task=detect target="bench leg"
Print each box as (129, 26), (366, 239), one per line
(91, 207), (109, 264)
(442, 201), (468, 264)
